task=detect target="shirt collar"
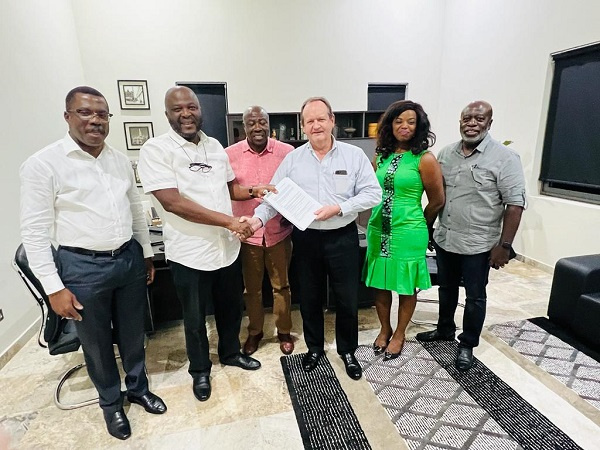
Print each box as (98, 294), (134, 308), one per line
(167, 127), (209, 147)
(456, 132), (493, 156)
(306, 135), (338, 156)
(63, 132), (109, 158)
(242, 137), (275, 154)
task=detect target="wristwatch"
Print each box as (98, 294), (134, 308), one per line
(249, 187), (255, 198)
(500, 241), (512, 249)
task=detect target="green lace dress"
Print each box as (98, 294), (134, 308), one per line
(363, 151), (432, 294)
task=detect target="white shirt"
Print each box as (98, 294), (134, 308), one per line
(20, 133), (153, 295)
(138, 129), (240, 271)
(254, 139), (382, 230)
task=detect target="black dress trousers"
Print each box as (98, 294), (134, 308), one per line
(291, 222), (359, 355)
(168, 257), (244, 377)
(57, 240), (149, 414)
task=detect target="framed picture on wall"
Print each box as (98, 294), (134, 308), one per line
(124, 122), (153, 150)
(117, 80), (150, 110)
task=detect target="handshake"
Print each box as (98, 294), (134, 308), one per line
(228, 183), (276, 240)
(230, 216), (263, 241)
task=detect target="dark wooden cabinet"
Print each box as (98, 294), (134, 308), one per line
(226, 110), (384, 147)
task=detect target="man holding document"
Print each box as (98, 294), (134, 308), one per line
(246, 97), (381, 380)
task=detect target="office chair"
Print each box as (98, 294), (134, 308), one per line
(12, 244), (105, 410)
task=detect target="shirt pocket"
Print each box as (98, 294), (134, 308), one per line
(470, 166), (496, 189)
(333, 173), (350, 194)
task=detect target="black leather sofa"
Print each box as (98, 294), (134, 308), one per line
(547, 254), (600, 350)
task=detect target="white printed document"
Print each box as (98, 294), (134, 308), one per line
(263, 177), (321, 231)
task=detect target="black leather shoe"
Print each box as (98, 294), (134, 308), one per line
(221, 353), (261, 370)
(341, 352), (362, 380)
(302, 351), (323, 372)
(104, 409), (131, 440)
(416, 329), (456, 342)
(127, 391), (167, 414)
(456, 346), (474, 371)
(193, 375), (211, 402)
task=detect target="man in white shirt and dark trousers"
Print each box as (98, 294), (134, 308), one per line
(20, 86), (166, 441)
(250, 97), (382, 380)
(138, 86), (272, 402)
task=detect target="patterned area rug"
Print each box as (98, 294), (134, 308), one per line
(489, 318), (600, 410)
(356, 340), (582, 450)
(281, 353), (371, 450)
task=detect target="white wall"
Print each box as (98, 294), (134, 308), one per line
(0, 1), (85, 357)
(437, 0), (600, 267)
(69, 0), (446, 156)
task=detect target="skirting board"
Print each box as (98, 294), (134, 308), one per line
(515, 253), (555, 274)
(0, 316), (40, 371)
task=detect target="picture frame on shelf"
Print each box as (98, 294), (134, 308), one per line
(117, 80), (150, 110)
(124, 122), (153, 150)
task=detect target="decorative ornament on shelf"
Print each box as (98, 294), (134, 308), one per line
(343, 127), (356, 138)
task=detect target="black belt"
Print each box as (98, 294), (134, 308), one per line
(308, 221), (357, 233)
(60, 239), (132, 257)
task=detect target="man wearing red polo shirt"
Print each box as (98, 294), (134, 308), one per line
(226, 106), (295, 355)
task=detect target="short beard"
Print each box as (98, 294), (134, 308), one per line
(461, 129), (488, 145)
(170, 116), (203, 141)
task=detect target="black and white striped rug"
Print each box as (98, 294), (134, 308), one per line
(356, 339), (582, 450)
(489, 317), (600, 411)
(281, 353), (371, 450)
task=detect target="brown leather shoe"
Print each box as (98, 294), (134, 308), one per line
(243, 332), (263, 355)
(278, 333), (294, 355)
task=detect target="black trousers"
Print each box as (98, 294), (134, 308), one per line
(57, 240), (148, 414)
(292, 222), (359, 355)
(169, 257), (243, 377)
(434, 242), (491, 348)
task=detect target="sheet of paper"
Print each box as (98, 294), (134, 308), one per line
(263, 177), (321, 231)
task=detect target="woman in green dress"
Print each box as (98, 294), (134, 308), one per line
(363, 100), (445, 360)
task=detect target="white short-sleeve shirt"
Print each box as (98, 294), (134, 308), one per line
(138, 129), (240, 271)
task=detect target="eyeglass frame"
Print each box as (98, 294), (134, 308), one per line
(189, 162), (212, 173)
(66, 109), (114, 122)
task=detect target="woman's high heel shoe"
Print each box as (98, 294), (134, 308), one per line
(383, 350), (400, 361)
(382, 339), (405, 361)
(372, 341), (387, 356)
(372, 335), (391, 356)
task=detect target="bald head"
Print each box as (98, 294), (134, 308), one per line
(243, 105), (270, 152)
(164, 86), (202, 142)
(164, 86), (197, 109)
(460, 100), (493, 147)
(243, 105), (268, 122)
(461, 101), (493, 119)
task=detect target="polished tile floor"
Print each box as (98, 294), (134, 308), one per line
(1, 259), (599, 449)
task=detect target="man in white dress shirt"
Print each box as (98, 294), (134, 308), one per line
(138, 86), (271, 402)
(20, 86), (166, 441)
(249, 97), (382, 380)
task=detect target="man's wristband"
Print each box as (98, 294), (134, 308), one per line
(500, 241), (512, 250)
